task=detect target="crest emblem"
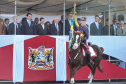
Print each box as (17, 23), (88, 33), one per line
(28, 46), (54, 70)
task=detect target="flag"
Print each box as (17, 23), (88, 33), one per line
(69, 8), (79, 51)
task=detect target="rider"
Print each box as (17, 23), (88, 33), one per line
(78, 17), (94, 66)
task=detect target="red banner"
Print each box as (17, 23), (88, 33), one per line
(0, 44), (13, 80)
(24, 36), (56, 82)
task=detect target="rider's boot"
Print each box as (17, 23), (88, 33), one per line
(87, 53), (94, 66)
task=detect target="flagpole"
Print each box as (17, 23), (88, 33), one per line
(74, 2), (76, 11)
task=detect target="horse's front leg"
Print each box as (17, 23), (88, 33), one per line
(69, 65), (74, 84)
(70, 65), (81, 84)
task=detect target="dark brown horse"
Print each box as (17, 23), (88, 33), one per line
(69, 31), (104, 84)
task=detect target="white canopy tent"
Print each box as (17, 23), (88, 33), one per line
(0, 0), (125, 13)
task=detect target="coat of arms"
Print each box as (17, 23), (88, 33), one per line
(28, 46), (54, 70)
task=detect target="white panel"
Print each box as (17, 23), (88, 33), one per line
(56, 37), (66, 81)
(13, 35), (24, 82)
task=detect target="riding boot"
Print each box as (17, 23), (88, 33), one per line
(87, 54), (94, 66)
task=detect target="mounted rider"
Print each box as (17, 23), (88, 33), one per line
(78, 17), (94, 66)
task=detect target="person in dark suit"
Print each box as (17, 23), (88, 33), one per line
(90, 15), (103, 35)
(110, 19), (119, 36)
(59, 15), (63, 34)
(65, 13), (77, 35)
(103, 19), (109, 35)
(45, 21), (51, 35)
(22, 13), (37, 35)
(34, 17), (39, 25)
(50, 17), (63, 35)
(36, 17), (48, 35)
(8, 16), (22, 35)
(4, 18), (9, 35)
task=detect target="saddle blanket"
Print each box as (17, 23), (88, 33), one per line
(82, 46), (97, 58)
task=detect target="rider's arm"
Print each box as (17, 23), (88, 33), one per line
(81, 28), (89, 40)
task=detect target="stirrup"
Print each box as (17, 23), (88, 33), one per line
(90, 59), (94, 65)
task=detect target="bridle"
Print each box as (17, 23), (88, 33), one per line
(69, 31), (84, 60)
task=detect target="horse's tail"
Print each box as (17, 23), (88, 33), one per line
(97, 62), (104, 73)
(97, 47), (104, 73)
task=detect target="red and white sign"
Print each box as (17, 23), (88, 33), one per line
(0, 36), (126, 82)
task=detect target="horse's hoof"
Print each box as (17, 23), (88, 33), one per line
(88, 76), (91, 79)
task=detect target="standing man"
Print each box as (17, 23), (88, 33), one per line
(0, 18), (6, 35)
(90, 15), (103, 35)
(110, 19), (119, 36)
(34, 17), (39, 25)
(4, 18), (9, 35)
(50, 17), (63, 35)
(78, 17), (94, 66)
(8, 16), (22, 35)
(65, 13), (77, 35)
(103, 19), (109, 35)
(22, 13), (37, 35)
(36, 17), (48, 35)
(116, 21), (126, 36)
(59, 15), (63, 34)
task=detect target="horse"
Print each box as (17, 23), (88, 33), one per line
(69, 31), (104, 84)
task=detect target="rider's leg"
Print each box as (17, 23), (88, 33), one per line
(84, 43), (94, 65)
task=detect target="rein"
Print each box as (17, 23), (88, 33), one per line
(69, 46), (81, 60)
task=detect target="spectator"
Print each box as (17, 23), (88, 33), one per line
(52, 20), (54, 24)
(103, 19), (109, 35)
(20, 17), (27, 26)
(0, 18), (6, 35)
(65, 12), (77, 35)
(50, 17), (63, 35)
(59, 15), (63, 34)
(36, 17), (48, 35)
(116, 21), (126, 36)
(90, 15), (103, 35)
(4, 18), (9, 34)
(22, 13), (37, 35)
(8, 16), (22, 35)
(110, 18), (119, 36)
(34, 17), (39, 25)
(45, 21), (51, 35)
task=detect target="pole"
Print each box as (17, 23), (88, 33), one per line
(63, 0), (66, 35)
(15, 0), (17, 35)
(104, 11), (105, 26)
(108, 1), (111, 82)
(108, 0), (110, 36)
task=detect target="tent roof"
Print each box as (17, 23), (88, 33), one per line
(0, 0), (126, 13)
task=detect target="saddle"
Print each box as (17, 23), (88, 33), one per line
(81, 43), (97, 58)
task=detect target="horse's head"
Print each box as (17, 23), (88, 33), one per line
(72, 31), (84, 50)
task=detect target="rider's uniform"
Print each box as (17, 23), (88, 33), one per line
(78, 23), (90, 54)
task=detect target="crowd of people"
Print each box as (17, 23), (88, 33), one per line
(0, 12), (126, 36)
